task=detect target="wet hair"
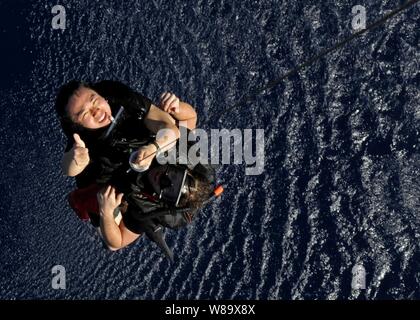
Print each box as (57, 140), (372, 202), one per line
(178, 170), (213, 209)
(55, 80), (92, 133)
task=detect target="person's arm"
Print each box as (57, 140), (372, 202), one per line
(144, 104), (181, 148)
(159, 92), (197, 130)
(61, 134), (90, 177)
(98, 186), (140, 250)
(135, 104), (181, 167)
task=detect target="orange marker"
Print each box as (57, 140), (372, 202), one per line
(213, 185), (224, 197)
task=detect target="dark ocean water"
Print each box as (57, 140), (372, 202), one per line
(0, 0), (419, 299)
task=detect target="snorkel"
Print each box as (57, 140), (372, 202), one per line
(102, 105), (125, 140)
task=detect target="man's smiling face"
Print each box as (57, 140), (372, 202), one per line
(66, 86), (112, 129)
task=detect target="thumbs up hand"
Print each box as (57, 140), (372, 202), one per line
(73, 133), (86, 148)
(71, 133), (90, 167)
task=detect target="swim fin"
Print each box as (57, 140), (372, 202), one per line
(144, 222), (174, 262)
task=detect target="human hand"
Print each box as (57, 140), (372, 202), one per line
(71, 133), (90, 167)
(134, 143), (158, 168)
(97, 186), (124, 217)
(159, 92), (180, 115)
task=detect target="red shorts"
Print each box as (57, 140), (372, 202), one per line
(68, 184), (102, 221)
